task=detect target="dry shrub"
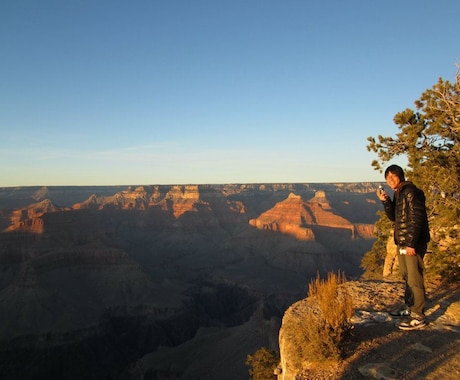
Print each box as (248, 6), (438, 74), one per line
(303, 271), (354, 361)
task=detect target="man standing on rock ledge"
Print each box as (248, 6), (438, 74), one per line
(376, 164), (430, 331)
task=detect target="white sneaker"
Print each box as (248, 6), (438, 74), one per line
(389, 308), (410, 317)
(398, 318), (426, 331)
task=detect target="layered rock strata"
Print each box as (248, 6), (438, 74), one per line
(0, 183), (381, 380)
(249, 191), (375, 241)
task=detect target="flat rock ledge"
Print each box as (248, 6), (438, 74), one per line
(345, 279), (460, 332)
(278, 278), (460, 380)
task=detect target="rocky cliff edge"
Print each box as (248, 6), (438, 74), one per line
(277, 278), (460, 380)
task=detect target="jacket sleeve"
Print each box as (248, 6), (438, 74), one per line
(382, 197), (395, 222)
(404, 188), (426, 247)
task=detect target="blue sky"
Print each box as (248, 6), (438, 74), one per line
(1, 0), (459, 186)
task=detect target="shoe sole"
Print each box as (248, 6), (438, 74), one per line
(398, 323), (426, 331)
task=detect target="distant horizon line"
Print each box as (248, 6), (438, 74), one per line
(1, 181), (383, 189)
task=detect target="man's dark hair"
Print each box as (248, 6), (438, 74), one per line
(384, 165), (406, 181)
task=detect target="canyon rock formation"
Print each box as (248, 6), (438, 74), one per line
(249, 191), (375, 241)
(0, 183), (380, 380)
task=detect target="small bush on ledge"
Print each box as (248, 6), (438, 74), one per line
(284, 271), (354, 368)
(305, 271), (354, 361)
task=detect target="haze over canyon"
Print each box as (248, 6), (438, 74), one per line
(0, 183), (381, 379)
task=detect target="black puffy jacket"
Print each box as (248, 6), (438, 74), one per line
(383, 181), (430, 248)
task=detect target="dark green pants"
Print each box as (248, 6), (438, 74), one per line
(397, 244), (426, 318)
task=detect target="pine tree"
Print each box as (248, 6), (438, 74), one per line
(366, 65), (460, 281)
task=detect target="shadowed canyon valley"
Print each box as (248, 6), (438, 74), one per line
(0, 183), (381, 379)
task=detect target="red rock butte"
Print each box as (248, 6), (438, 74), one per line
(249, 191), (375, 241)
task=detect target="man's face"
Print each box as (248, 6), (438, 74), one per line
(385, 172), (401, 190)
